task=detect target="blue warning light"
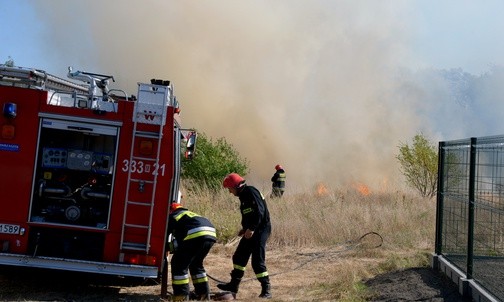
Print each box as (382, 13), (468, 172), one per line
(3, 103), (17, 118)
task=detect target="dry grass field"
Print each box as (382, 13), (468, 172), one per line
(0, 184), (467, 301)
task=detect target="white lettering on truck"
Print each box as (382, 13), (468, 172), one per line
(122, 159), (166, 176)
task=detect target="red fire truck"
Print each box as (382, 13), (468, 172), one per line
(0, 64), (195, 294)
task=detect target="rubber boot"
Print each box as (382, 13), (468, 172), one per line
(217, 277), (241, 293)
(258, 280), (272, 299)
(193, 283), (211, 301)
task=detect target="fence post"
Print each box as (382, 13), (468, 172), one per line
(435, 141), (445, 255)
(467, 137), (476, 279)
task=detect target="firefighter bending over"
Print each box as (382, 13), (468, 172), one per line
(218, 173), (272, 299)
(168, 203), (217, 301)
(270, 164), (286, 198)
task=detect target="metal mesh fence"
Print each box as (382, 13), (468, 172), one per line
(437, 136), (504, 301)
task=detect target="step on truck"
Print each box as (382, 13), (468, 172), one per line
(0, 64), (196, 296)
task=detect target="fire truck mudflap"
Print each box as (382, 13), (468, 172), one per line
(0, 65), (187, 284)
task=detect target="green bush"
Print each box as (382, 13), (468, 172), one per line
(181, 132), (249, 191)
(396, 133), (438, 198)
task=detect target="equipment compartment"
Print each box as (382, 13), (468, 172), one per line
(30, 118), (118, 229)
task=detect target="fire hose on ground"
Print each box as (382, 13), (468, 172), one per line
(159, 232), (383, 300)
(207, 231), (383, 284)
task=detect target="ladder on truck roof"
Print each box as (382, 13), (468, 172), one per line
(120, 82), (172, 253)
(0, 64), (88, 93)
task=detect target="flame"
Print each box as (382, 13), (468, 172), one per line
(316, 182), (329, 196)
(314, 182), (371, 197)
(353, 182), (371, 196)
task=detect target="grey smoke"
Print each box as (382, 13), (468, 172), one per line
(25, 1), (504, 193)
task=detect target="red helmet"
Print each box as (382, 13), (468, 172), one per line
(170, 203), (183, 213)
(275, 164), (283, 170)
(223, 173), (245, 189)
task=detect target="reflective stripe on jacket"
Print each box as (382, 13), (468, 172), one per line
(271, 169), (286, 189)
(168, 208), (217, 242)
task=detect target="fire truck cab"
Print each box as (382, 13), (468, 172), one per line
(0, 64), (193, 292)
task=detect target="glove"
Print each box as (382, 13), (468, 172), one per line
(244, 229), (254, 239)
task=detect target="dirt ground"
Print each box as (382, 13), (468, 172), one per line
(364, 267), (470, 302)
(0, 245), (470, 302)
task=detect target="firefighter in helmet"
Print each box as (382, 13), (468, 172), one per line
(218, 173), (272, 299)
(270, 164), (286, 198)
(168, 202), (217, 301)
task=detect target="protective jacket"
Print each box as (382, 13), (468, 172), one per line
(238, 185), (271, 232)
(168, 207), (217, 242)
(271, 169), (286, 190)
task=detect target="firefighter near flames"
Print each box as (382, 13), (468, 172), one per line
(219, 173), (272, 299)
(0, 64), (197, 297)
(270, 164), (286, 198)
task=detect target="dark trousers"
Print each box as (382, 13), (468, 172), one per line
(230, 224), (271, 280)
(271, 187), (284, 198)
(171, 238), (215, 297)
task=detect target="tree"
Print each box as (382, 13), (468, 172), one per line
(396, 133), (438, 198)
(181, 132), (248, 191)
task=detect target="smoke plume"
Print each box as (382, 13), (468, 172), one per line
(28, 1), (504, 193)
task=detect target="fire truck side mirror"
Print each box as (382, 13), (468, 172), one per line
(184, 131), (197, 160)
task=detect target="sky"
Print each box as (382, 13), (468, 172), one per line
(2, 0), (504, 194)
